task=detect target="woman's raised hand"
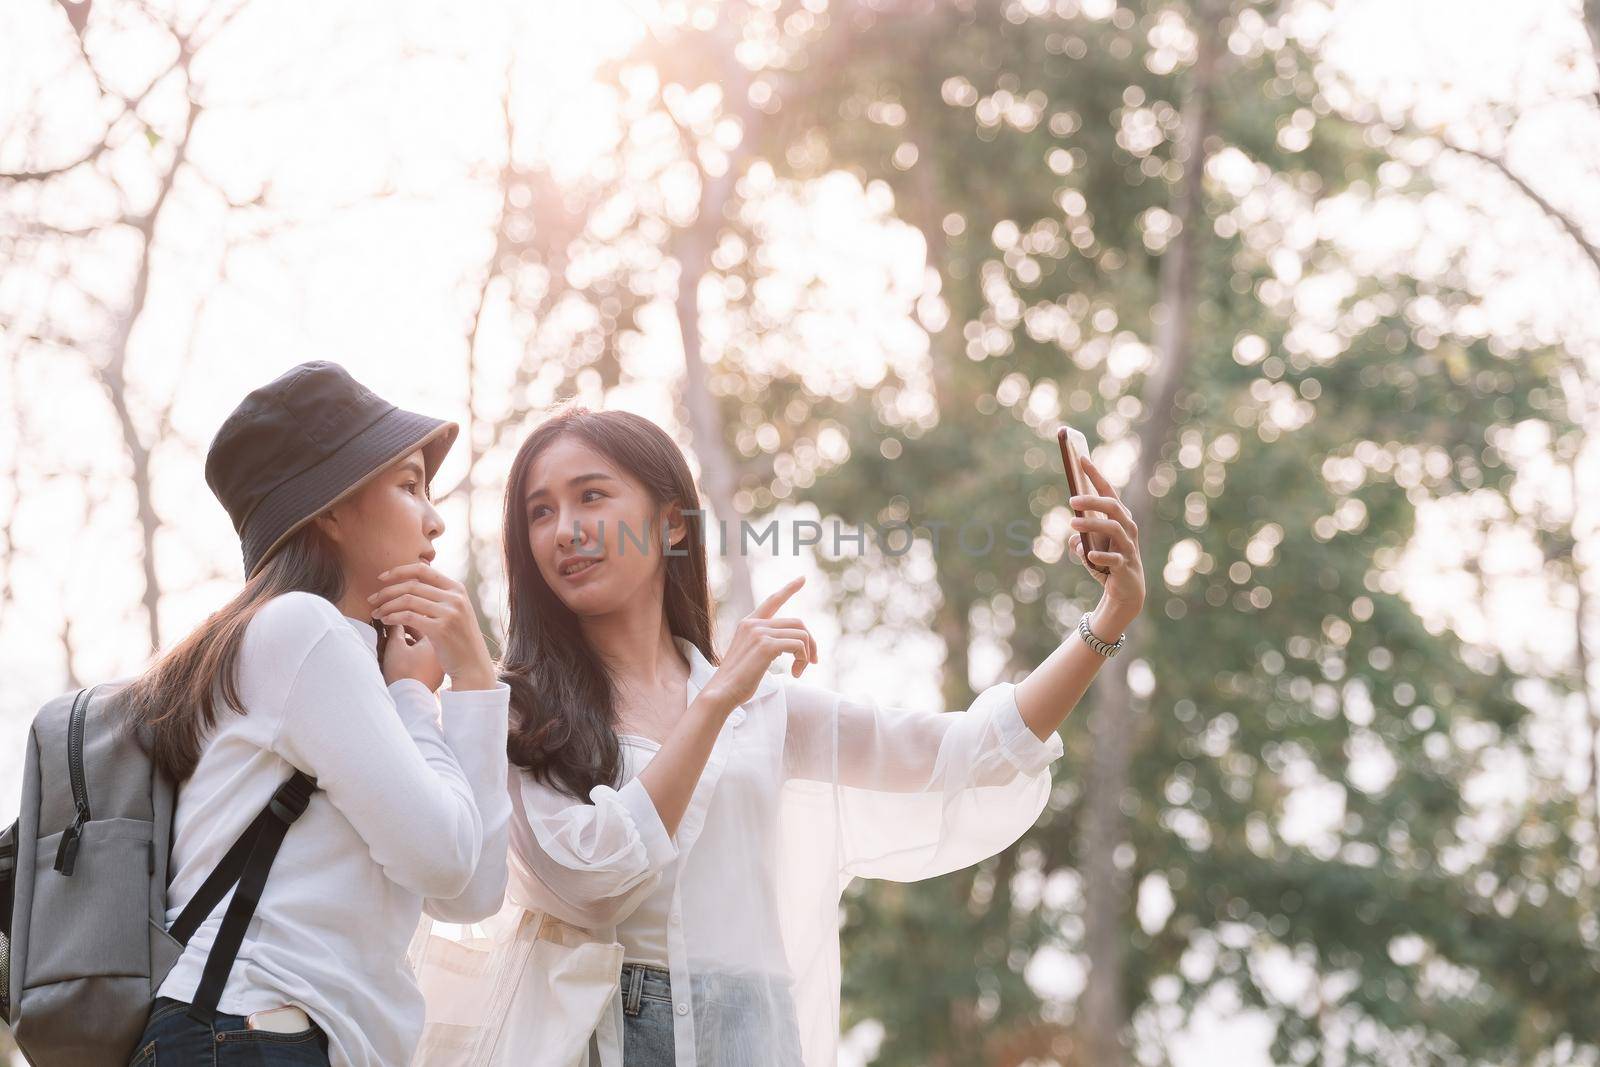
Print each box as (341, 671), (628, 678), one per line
(702, 576), (818, 714)
(368, 563), (498, 691)
(1067, 453), (1147, 623)
(379, 626), (445, 692)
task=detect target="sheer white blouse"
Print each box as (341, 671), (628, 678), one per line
(504, 634), (1065, 1067)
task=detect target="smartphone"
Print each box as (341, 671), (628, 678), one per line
(1057, 426), (1110, 574)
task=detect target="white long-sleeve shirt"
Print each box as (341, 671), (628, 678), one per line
(505, 634), (1064, 1067)
(157, 591), (511, 1067)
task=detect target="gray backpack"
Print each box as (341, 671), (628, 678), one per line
(1, 683), (314, 1065)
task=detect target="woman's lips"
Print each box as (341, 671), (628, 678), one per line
(559, 556), (604, 582)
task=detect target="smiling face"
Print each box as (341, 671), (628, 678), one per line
(315, 447), (443, 596)
(523, 435), (685, 617)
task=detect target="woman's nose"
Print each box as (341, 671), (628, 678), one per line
(556, 516), (593, 550)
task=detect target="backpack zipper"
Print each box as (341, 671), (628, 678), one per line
(53, 687), (96, 877)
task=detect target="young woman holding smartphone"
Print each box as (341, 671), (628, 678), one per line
(122, 362), (511, 1067)
(493, 403), (1145, 1067)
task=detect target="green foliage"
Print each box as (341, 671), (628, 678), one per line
(547, 1), (1599, 1063)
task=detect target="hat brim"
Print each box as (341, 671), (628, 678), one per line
(244, 409), (459, 578)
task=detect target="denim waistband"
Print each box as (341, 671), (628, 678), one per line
(145, 995), (328, 1042)
(620, 961), (672, 1013)
(617, 963), (801, 1003)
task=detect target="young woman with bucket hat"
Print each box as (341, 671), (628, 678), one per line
(121, 361), (511, 1066)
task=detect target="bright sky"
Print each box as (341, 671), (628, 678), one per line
(1, 0), (1597, 1064)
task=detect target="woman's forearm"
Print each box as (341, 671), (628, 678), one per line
(1015, 598), (1138, 741)
(635, 692), (730, 837)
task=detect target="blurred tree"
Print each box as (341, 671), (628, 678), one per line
(440, 57), (656, 641)
(0, 0), (260, 655)
(1334, 0), (1600, 912)
(0, 0), (453, 670)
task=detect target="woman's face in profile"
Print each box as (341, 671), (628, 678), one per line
(522, 435), (683, 616)
(319, 447), (444, 591)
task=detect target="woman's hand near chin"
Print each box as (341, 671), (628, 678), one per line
(369, 563), (498, 691)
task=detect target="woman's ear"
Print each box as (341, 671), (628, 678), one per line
(663, 502), (689, 551)
(312, 507), (342, 546)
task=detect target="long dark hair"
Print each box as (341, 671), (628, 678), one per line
(121, 523), (345, 781)
(501, 403), (717, 801)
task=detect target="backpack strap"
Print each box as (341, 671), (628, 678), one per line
(167, 770), (316, 1023)
(1, 819), (16, 1020)
(1, 820), (15, 942)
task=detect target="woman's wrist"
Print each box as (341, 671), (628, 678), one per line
(446, 653), (499, 692)
(689, 687), (736, 725)
(1088, 600), (1137, 644)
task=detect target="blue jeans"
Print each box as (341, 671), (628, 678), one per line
(617, 962), (803, 1067)
(128, 996), (331, 1066)
(618, 964), (676, 1067)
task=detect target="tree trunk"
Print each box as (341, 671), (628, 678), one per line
(674, 162), (757, 626)
(1575, 469), (1600, 860)
(91, 98), (198, 655)
(1080, 5), (1220, 1063)
(1584, 0), (1600, 107)
(458, 73), (517, 651)
(461, 271), (496, 649)
(1558, 370), (1600, 876)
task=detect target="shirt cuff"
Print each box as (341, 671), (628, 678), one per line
(604, 777), (678, 872)
(989, 682), (1065, 776)
(440, 680), (512, 712)
(388, 678), (441, 730)
(439, 682), (511, 815)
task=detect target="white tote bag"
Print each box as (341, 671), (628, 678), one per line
(408, 898), (625, 1067)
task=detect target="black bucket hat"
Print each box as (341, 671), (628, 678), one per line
(205, 361), (459, 578)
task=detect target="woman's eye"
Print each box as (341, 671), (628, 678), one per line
(529, 505), (550, 521)
(582, 489), (605, 503)
(404, 482), (419, 495)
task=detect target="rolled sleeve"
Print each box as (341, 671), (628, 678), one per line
(594, 777), (678, 871)
(987, 682), (1066, 776)
(799, 676), (1062, 883)
(507, 770), (681, 927)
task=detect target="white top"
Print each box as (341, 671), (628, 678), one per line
(505, 635), (1064, 1067)
(614, 737), (671, 967)
(156, 591), (511, 1067)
